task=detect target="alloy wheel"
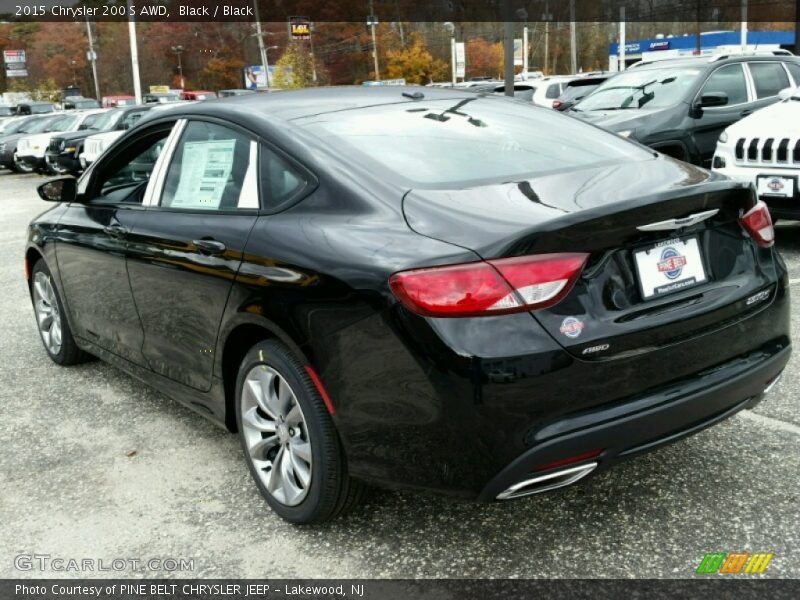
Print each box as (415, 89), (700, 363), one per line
(240, 365), (313, 506)
(32, 271), (62, 356)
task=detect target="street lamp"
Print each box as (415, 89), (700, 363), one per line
(70, 60), (77, 86)
(171, 45), (185, 89)
(444, 22), (456, 85)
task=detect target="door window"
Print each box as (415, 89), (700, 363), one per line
(93, 130), (171, 204)
(749, 62), (791, 98)
(160, 121), (256, 211)
(698, 64), (748, 105)
(785, 62), (800, 87)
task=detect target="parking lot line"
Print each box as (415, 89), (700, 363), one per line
(741, 409), (800, 436)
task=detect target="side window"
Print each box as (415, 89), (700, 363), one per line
(749, 62), (791, 99)
(546, 83), (561, 99)
(785, 62), (800, 87)
(94, 130), (171, 204)
(699, 64), (748, 105)
(120, 110), (145, 130)
(261, 145), (306, 210)
(160, 121), (255, 211)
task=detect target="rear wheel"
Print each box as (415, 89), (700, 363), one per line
(235, 340), (366, 524)
(30, 259), (91, 365)
(14, 154), (33, 173)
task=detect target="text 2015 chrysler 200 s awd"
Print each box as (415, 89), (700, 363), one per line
(25, 88), (790, 523)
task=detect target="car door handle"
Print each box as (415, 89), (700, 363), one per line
(103, 224), (127, 237)
(193, 239), (227, 255)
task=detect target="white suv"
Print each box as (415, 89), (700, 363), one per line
(713, 86), (800, 220)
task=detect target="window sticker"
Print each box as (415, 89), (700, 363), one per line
(169, 139), (236, 209)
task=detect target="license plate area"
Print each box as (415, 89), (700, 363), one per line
(757, 175), (796, 198)
(634, 236), (708, 300)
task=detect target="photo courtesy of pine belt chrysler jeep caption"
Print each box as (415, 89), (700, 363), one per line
(25, 88), (791, 524)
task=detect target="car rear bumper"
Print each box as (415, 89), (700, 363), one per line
(478, 340), (790, 501)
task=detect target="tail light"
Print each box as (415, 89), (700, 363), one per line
(552, 100), (562, 109)
(740, 200), (774, 248)
(389, 253), (589, 318)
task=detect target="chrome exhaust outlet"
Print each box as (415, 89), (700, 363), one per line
(763, 373), (783, 396)
(496, 462), (598, 501)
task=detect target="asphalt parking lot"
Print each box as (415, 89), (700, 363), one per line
(1, 169), (799, 579)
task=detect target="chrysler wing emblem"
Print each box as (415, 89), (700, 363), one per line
(636, 209), (719, 232)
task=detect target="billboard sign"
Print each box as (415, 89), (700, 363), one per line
(4, 49), (27, 78)
(514, 39), (524, 66)
(290, 17), (311, 40)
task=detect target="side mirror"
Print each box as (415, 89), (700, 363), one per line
(37, 177), (77, 203)
(778, 86), (797, 101)
(698, 91), (729, 108)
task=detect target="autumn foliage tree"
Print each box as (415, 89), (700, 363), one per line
(273, 43), (317, 89)
(465, 38), (503, 80)
(385, 35), (448, 84)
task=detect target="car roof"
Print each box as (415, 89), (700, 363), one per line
(174, 86), (481, 122)
(630, 54), (800, 71)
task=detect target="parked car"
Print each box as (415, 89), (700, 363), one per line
(26, 87), (790, 524)
(0, 105), (16, 119)
(16, 109), (107, 173)
(180, 90), (217, 101)
(470, 82), (538, 101)
(0, 115), (58, 172)
(102, 95), (136, 108)
(219, 89), (255, 97)
(46, 106), (152, 175)
(143, 92), (181, 104)
(530, 75), (581, 107)
(63, 96), (101, 110)
(712, 86), (800, 220)
(570, 53), (800, 166)
(553, 75), (611, 111)
(80, 106), (153, 169)
(15, 101), (55, 115)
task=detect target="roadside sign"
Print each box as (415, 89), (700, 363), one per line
(4, 49), (27, 78)
(290, 17), (311, 40)
(455, 42), (465, 78)
(149, 85), (170, 93)
(514, 39), (523, 66)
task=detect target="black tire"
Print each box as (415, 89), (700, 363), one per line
(235, 339), (366, 524)
(30, 259), (91, 365)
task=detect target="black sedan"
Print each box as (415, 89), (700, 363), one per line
(26, 87), (791, 524)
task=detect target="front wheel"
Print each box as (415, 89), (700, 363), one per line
(30, 259), (91, 365)
(235, 340), (366, 524)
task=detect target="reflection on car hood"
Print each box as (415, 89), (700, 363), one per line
(724, 100), (800, 138)
(571, 107), (664, 131)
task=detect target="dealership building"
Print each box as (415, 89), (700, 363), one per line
(609, 30), (796, 71)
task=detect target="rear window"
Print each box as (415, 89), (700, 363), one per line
(298, 96), (650, 187)
(561, 83), (601, 102)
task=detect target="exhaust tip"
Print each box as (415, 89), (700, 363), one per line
(496, 462), (598, 501)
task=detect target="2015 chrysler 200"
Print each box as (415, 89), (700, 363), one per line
(25, 88), (791, 524)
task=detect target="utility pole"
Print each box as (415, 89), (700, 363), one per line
(253, 0), (269, 89)
(171, 45), (184, 89)
(85, 18), (100, 100)
(543, 1), (551, 76)
(569, 0), (577, 74)
(522, 24), (528, 74)
(695, 0), (702, 54)
(309, 22), (318, 84)
(127, 0), (142, 103)
(503, 21), (514, 96)
(368, 0), (380, 81)
(619, 6), (626, 72)
(740, 0), (748, 53)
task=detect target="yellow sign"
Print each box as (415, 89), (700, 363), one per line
(149, 85), (170, 94)
(290, 19), (310, 40)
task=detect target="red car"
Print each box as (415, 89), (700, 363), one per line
(180, 90), (217, 101)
